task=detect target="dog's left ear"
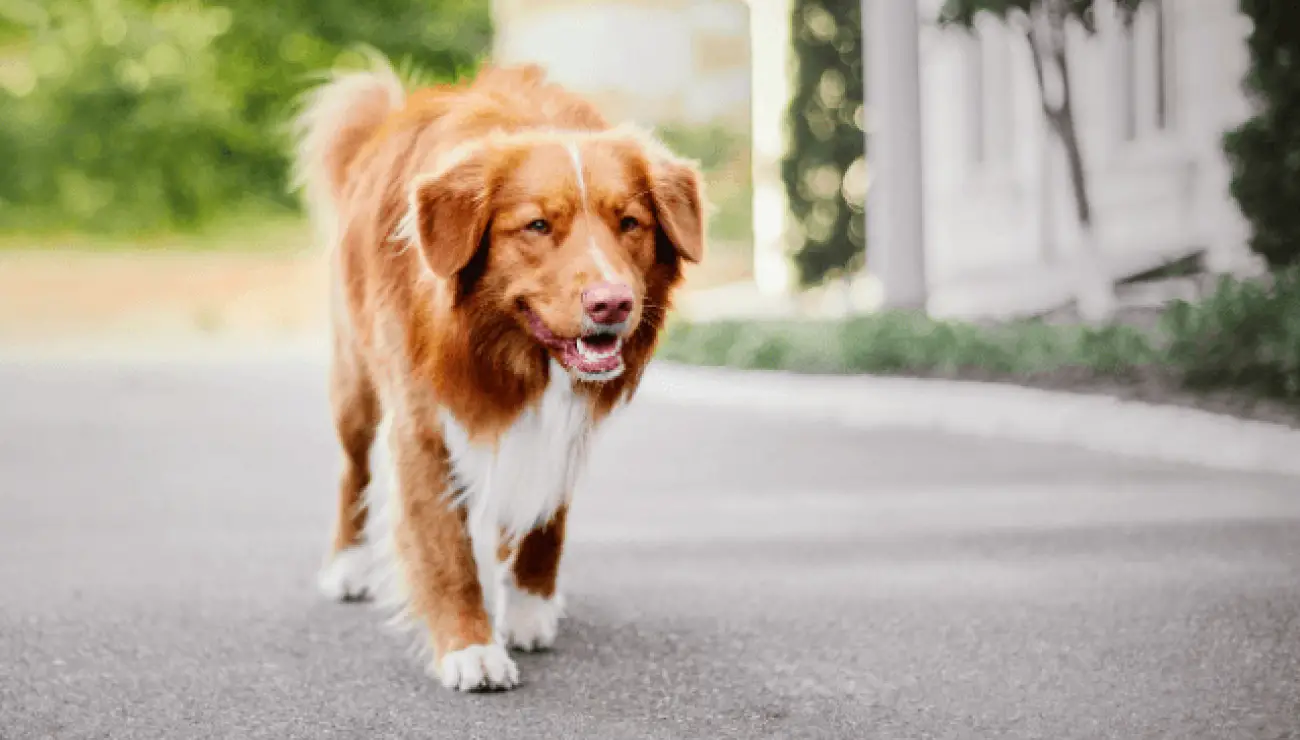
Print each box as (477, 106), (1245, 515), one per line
(646, 146), (706, 265)
(409, 148), (496, 279)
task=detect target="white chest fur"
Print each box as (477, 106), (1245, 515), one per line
(440, 362), (595, 542)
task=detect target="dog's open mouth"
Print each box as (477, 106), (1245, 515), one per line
(522, 307), (626, 382)
(563, 331), (624, 381)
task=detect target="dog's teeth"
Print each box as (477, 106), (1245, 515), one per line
(577, 337), (622, 362)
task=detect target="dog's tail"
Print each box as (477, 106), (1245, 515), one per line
(291, 52), (406, 246)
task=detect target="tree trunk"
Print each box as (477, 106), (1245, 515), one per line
(1051, 57), (1091, 229)
(1024, 6), (1117, 322)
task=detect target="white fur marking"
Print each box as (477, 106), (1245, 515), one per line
(565, 141), (618, 281)
(358, 414), (418, 634)
(317, 545), (373, 602)
(564, 141), (589, 203)
(495, 572), (566, 652)
(588, 238), (618, 282)
(436, 643), (519, 692)
(441, 361), (594, 541)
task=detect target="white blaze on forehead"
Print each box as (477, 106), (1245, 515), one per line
(564, 141), (618, 281)
(564, 141), (589, 202)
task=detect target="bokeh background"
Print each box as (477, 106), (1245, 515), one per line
(0, 0), (756, 341)
(3, 0), (1300, 415)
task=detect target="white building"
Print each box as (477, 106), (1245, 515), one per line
(913, 0), (1263, 318)
(489, 0), (751, 129)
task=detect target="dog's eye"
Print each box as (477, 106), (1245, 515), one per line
(619, 216), (641, 234)
(524, 218), (551, 235)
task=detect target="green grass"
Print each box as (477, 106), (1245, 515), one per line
(658, 268), (1300, 405)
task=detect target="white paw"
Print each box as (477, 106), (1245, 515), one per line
(316, 545), (372, 602)
(436, 643), (520, 692)
(496, 584), (565, 652)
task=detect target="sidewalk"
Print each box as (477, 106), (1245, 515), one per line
(7, 247), (1295, 478)
(639, 363), (1300, 478)
(0, 249), (331, 343)
(0, 240), (754, 343)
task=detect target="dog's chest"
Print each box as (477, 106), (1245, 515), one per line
(440, 366), (595, 539)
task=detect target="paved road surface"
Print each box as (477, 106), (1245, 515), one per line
(1, 354), (1298, 739)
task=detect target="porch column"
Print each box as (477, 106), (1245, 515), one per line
(864, 0), (928, 309)
(749, 0), (796, 296)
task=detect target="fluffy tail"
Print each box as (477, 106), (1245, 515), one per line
(291, 54), (406, 246)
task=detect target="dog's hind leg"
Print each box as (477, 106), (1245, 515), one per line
(317, 341), (381, 602)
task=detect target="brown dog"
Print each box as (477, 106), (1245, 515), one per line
(291, 57), (704, 691)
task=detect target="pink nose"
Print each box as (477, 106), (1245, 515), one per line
(582, 282), (634, 325)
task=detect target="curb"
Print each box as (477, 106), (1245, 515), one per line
(636, 363), (1300, 478)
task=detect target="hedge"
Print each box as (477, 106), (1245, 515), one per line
(658, 268), (1300, 405)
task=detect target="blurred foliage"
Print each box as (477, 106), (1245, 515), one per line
(937, 0), (1144, 33)
(656, 122), (744, 173)
(782, 0), (865, 287)
(1164, 269), (1300, 400)
(659, 311), (1157, 378)
(657, 121), (753, 244)
(660, 268), (1300, 404)
(0, 0), (490, 237)
(1224, 0), (1300, 269)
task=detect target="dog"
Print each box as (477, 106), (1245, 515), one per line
(290, 57), (705, 692)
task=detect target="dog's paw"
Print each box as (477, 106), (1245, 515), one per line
(316, 545), (372, 602)
(496, 586), (565, 652)
(435, 643), (520, 692)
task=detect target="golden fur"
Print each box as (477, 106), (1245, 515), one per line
(293, 57), (704, 691)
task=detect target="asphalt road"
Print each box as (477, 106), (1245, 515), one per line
(1, 353), (1298, 739)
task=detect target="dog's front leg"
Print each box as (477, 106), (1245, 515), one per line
(495, 505), (568, 652)
(389, 423), (519, 692)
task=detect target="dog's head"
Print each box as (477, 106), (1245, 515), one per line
(405, 128), (704, 382)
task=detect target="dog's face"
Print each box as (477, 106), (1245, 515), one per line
(408, 129), (704, 381)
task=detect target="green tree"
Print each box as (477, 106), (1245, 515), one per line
(1223, 0), (1300, 269)
(939, 0), (1143, 321)
(782, 0), (865, 287)
(0, 0), (489, 236)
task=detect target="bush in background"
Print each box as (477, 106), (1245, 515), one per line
(660, 268), (1300, 405)
(0, 0), (489, 237)
(1163, 269), (1300, 399)
(656, 121), (752, 244)
(782, 0), (865, 287)
(659, 312), (1156, 380)
(1224, 0), (1300, 268)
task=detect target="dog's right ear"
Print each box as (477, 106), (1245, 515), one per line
(408, 148), (496, 279)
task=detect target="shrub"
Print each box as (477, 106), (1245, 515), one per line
(659, 312), (1156, 380)
(782, 0), (865, 287)
(1223, 0), (1300, 268)
(0, 0), (489, 236)
(0, 0), (246, 233)
(1162, 267), (1300, 399)
(656, 122), (752, 243)
(658, 270), (1300, 404)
